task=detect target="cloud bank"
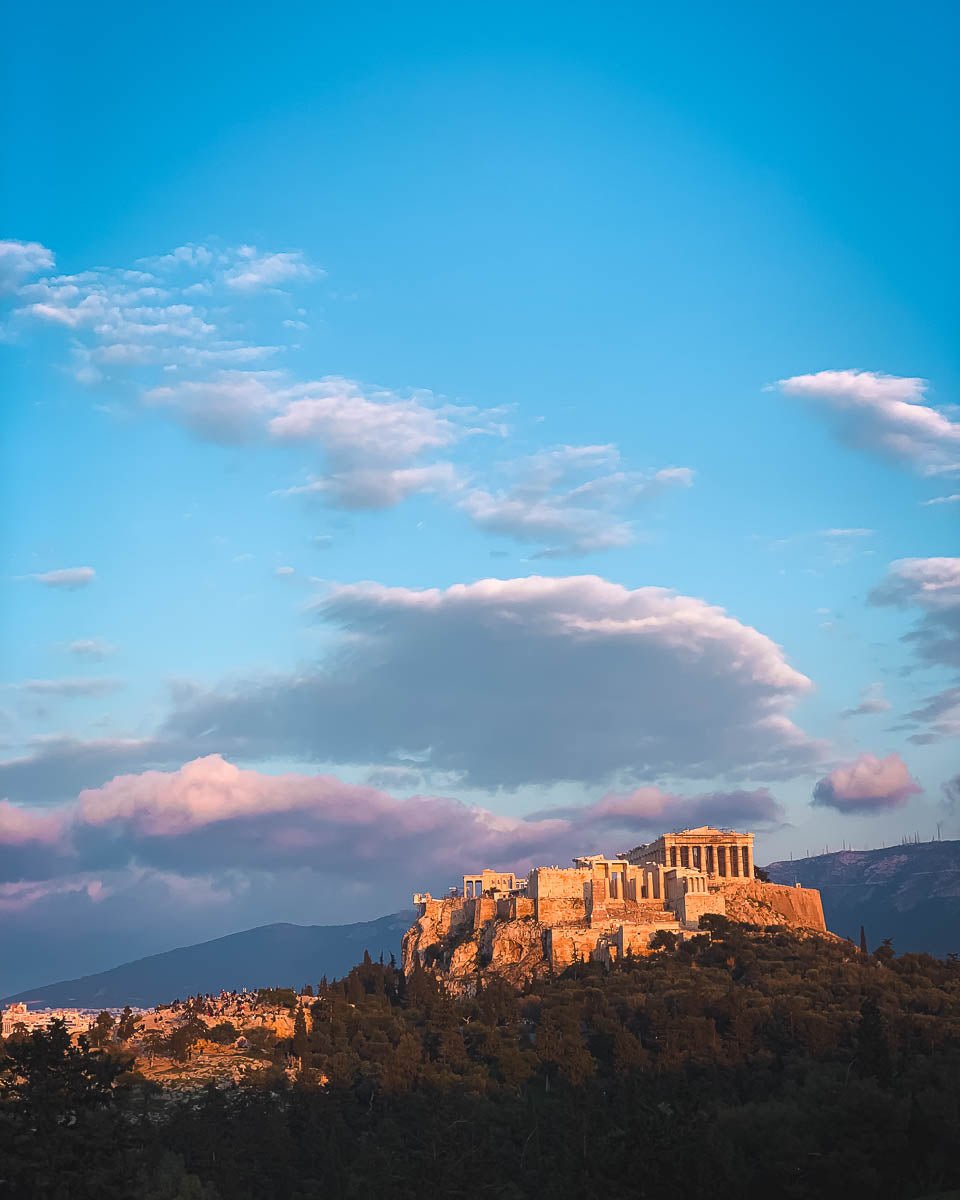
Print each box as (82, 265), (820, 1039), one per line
(0, 754), (787, 896)
(162, 574), (820, 788)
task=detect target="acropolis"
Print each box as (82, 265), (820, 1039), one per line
(403, 826), (827, 992)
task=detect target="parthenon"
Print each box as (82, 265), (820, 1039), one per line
(624, 825), (755, 880)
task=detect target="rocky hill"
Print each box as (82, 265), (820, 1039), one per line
(765, 840), (960, 957)
(403, 875), (827, 995)
(2, 912), (413, 1009)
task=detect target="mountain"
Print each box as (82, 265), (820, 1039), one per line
(765, 840), (960, 957)
(2, 911), (414, 1010)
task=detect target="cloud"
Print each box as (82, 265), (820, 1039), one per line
(66, 638), (116, 660)
(905, 687), (960, 744)
(7, 242), (317, 387)
(943, 774), (960, 815)
(542, 786), (785, 834)
(840, 682), (891, 719)
(1, 754), (784, 894)
(148, 373), (474, 506)
(0, 240), (55, 291)
(161, 574), (820, 788)
(225, 248), (321, 291)
(869, 558), (960, 669)
(14, 678), (123, 698)
(25, 567), (96, 590)
(922, 494), (960, 507)
(778, 370), (960, 475)
(812, 753), (921, 814)
(457, 445), (694, 556)
(282, 463), (459, 509)
(0, 736), (176, 805)
(274, 566), (296, 577)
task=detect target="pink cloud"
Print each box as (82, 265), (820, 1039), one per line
(3, 755), (785, 898)
(812, 753), (922, 814)
(0, 801), (63, 845)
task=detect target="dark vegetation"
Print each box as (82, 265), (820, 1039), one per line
(2, 923), (960, 1200)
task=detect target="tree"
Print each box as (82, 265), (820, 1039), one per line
(874, 937), (896, 963)
(292, 1006), (309, 1062)
(650, 929), (679, 952)
(87, 1010), (115, 1048)
(168, 1017), (206, 1063)
(753, 866), (771, 882)
(859, 925), (869, 955)
(116, 1005), (141, 1043)
(0, 1019), (133, 1197)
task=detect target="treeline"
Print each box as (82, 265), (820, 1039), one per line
(2, 919), (960, 1199)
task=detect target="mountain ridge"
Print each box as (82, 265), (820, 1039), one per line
(765, 838), (960, 957)
(2, 911), (414, 1009)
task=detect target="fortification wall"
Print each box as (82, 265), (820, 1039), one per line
(536, 896), (588, 924)
(678, 890), (726, 928)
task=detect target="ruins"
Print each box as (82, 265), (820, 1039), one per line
(404, 826), (827, 992)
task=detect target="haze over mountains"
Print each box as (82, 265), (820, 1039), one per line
(2, 912), (413, 1010)
(5, 841), (958, 1010)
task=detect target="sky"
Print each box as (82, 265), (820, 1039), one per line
(1, 0), (958, 995)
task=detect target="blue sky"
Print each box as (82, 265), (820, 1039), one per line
(1, 0), (958, 991)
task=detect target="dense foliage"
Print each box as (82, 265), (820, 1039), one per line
(2, 923), (959, 1199)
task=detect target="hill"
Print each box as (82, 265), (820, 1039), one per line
(5, 923), (960, 1200)
(765, 839), (960, 956)
(2, 911), (413, 1009)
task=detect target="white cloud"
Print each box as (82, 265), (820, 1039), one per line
(150, 372), (475, 507)
(15, 678), (123, 698)
(457, 445), (694, 556)
(25, 567), (96, 590)
(161, 574), (821, 788)
(282, 463), (459, 509)
(778, 369), (960, 475)
(922, 494), (960, 507)
(7, 242), (318, 388)
(0, 240), (55, 291)
(840, 682), (891, 719)
(66, 639), (116, 660)
(225, 248), (321, 291)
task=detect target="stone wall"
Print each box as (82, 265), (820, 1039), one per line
(678, 890), (727, 928)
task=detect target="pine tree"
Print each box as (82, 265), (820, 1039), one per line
(859, 925), (868, 954)
(292, 1006), (309, 1062)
